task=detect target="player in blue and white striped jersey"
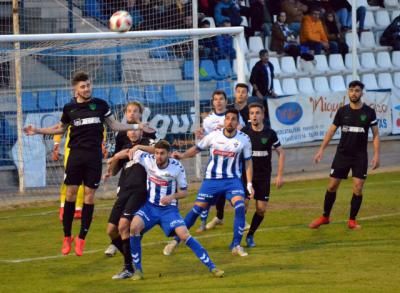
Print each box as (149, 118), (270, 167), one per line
(128, 140), (224, 280)
(164, 108), (254, 257)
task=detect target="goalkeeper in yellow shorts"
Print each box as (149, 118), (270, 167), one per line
(53, 127), (108, 221)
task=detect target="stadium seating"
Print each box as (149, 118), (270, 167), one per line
(314, 54), (331, 73)
(183, 60), (194, 80)
(364, 11), (376, 29)
(360, 31), (384, 50)
(360, 52), (379, 72)
(375, 10), (391, 28)
(280, 56), (298, 75)
(22, 92), (38, 112)
(391, 10), (400, 21)
(345, 53), (361, 71)
(216, 80), (233, 98)
(377, 72), (394, 89)
(376, 51), (393, 70)
(282, 78), (299, 95)
(313, 76), (330, 92)
(248, 58), (258, 71)
(329, 75), (347, 92)
(298, 77), (314, 94)
(109, 87), (126, 106)
(38, 90), (56, 110)
(217, 59), (234, 79)
(269, 57), (282, 77)
(248, 36), (264, 55)
(362, 73), (379, 90)
(56, 89), (71, 107)
(200, 59), (224, 81)
(393, 72), (400, 87)
(161, 84), (180, 103)
(392, 51), (400, 68)
(328, 54), (348, 72)
(273, 79), (284, 96)
(127, 86), (144, 102)
(346, 74), (360, 87)
(92, 88), (109, 101)
(144, 85), (162, 104)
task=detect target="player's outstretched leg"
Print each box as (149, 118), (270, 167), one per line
(230, 199), (248, 256)
(163, 203), (207, 256)
(196, 208), (210, 233)
(206, 195), (225, 230)
(176, 227), (224, 278)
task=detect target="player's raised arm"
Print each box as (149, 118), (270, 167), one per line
(107, 149), (130, 176)
(104, 115), (154, 133)
(371, 125), (380, 170)
(314, 124), (338, 164)
(128, 144), (155, 160)
(24, 122), (68, 136)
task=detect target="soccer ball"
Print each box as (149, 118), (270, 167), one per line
(109, 11), (133, 32)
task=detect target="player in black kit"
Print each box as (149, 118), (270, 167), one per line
(23, 71), (153, 256)
(105, 127), (154, 279)
(309, 80), (380, 230)
(242, 103), (285, 247)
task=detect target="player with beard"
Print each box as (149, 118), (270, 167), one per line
(163, 109), (254, 257)
(24, 71), (153, 256)
(309, 80), (380, 230)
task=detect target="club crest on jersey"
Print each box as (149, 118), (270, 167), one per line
(89, 103), (97, 111)
(233, 141), (239, 148)
(360, 114), (367, 122)
(261, 137), (268, 144)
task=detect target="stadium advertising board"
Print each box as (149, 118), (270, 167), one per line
(267, 90), (392, 145)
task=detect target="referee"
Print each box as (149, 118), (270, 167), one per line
(24, 71), (152, 256)
(309, 80), (380, 230)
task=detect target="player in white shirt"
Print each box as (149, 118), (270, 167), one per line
(127, 140), (224, 280)
(164, 109), (254, 257)
(196, 90), (245, 232)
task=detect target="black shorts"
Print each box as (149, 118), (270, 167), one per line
(244, 177), (271, 202)
(64, 148), (102, 189)
(330, 152), (368, 180)
(108, 189), (147, 226)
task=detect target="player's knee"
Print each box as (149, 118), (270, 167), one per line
(177, 230), (191, 242)
(106, 224), (118, 238)
(118, 219), (130, 235)
(256, 206), (266, 216)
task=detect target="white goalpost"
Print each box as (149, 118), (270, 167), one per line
(0, 26), (245, 194)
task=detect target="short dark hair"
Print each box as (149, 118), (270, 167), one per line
(71, 71), (90, 86)
(348, 80), (365, 90)
(225, 108), (239, 120)
(248, 102), (265, 111)
(212, 90), (227, 101)
(155, 140), (171, 152)
(235, 83), (249, 92)
(259, 49), (269, 58)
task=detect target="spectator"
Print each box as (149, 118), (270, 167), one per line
(249, 49), (276, 100)
(380, 15), (400, 50)
(323, 11), (349, 57)
(329, 0), (367, 33)
(271, 11), (301, 59)
(249, 0), (267, 35)
(300, 8), (338, 54)
(199, 20), (217, 59)
(215, 20), (236, 59)
(214, 0), (242, 26)
(281, 0), (308, 35)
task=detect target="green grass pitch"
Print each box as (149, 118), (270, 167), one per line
(0, 172), (399, 292)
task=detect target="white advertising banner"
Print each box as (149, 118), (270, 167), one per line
(391, 89), (400, 134)
(268, 90), (392, 145)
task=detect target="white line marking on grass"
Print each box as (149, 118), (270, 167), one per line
(1, 212), (399, 264)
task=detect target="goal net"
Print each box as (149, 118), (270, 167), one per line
(0, 27), (245, 196)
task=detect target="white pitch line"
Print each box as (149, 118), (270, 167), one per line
(2, 180), (399, 220)
(1, 212), (399, 264)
